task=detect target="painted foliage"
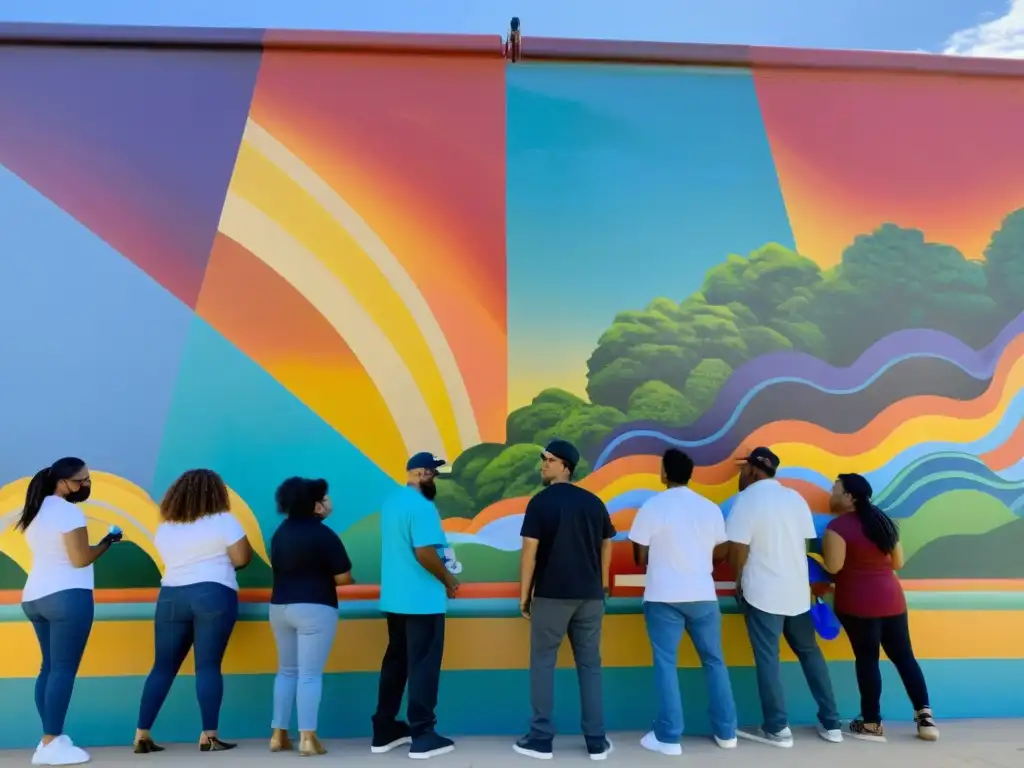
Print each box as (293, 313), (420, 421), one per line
(1, 43), (1024, 599)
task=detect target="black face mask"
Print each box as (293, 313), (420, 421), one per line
(420, 479), (437, 501)
(65, 486), (91, 504)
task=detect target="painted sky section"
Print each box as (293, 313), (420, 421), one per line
(152, 317), (397, 533)
(197, 233), (407, 476)
(754, 67), (1024, 267)
(246, 50), (508, 443)
(0, 45), (260, 307)
(0, 163), (192, 489)
(506, 63), (796, 409)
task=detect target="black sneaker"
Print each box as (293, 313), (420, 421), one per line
(513, 735), (553, 760)
(586, 736), (614, 761)
(409, 732), (455, 760)
(370, 720), (412, 754)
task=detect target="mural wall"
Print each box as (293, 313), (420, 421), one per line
(2, 30), (1024, 743)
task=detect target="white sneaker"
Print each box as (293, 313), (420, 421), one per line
(32, 736), (90, 766)
(817, 724), (843, 743)
(640, 731), (682, 756)
(714, 735), (738, 749)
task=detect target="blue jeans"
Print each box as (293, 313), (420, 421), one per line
(137, 582), (239, 731)
(269, 603), (338, 731)
(742, 602), (841, 733)
(22, 589), (95, 736)
(643, 600), (737, 743)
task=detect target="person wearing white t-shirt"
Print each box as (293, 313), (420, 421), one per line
(132, 469), (252, 754)
(726, 447), (841, 748)
(18, 457), (122, 766)
(629, 449), (737, 757)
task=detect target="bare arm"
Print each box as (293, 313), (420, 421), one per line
(713, 542), (731, 562)
(415, 546), (457, 589)
(890, 541), (905, 570)
(632, 542), (649, 568)
(601, 538), (613, 593)
(334, 571), (354, 586)
(729, 542), (749, 589)
(821, 529), (846, 574)
(63, 527), (110, 568)
(519, 537), (539, 613)
(227, 536), (253, 570)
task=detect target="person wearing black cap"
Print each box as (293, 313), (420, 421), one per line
(823, 473), (938, 742)
(371, 452), (459, 760)
(726, 447), (842, 748)
(513, 439), (616, 761)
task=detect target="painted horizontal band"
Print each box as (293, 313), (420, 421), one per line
(0, 610), (1021, 679)
(3, 590), (1024, 624)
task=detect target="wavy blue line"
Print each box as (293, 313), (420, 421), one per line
(595, 349), (985, 468)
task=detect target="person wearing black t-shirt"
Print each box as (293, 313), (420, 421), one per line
(514, 440), (616, 761)
(267, 477), (352, 757)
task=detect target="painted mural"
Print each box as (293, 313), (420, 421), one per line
(2, 48), (1024, 604)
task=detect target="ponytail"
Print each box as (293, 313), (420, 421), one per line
(16, 468), (58, 531)
(853, 500), (900, 555)
(15, 456), (86, 532)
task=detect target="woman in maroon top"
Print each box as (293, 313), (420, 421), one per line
(822, 473), (939, 743)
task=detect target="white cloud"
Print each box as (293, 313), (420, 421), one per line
(943, 0), (1024, 58)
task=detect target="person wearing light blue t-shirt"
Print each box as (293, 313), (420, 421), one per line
(372, 452), (460, 760)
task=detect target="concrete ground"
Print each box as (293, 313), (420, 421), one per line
(1, 721), (1021, 767)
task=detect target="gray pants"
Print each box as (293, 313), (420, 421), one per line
(269, 603), (338, 731)
(528, 597), (606, 741)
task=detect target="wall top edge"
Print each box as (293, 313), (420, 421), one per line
(1, 22), (1024, 77)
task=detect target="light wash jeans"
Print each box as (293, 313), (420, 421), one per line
(643, 600), (737, 743)
(269, 603), (338, 731)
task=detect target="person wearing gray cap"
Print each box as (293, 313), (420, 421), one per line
(726, 448), (841, 748)
(513, 440), (616, 761)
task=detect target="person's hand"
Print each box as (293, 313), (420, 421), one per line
(520, 600), (531, 620)
(445, 577), (460, 599)
(810, 581), (833, 598)
(100, 528), (123, 546)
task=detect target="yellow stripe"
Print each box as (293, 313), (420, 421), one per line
(217, 192), (446, 460)
(0, 611), (1019, 678)
(240, 120), (479, 456)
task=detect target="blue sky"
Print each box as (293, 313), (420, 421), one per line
(3, 0), (1023, 58)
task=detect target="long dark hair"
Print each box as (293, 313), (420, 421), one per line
(838, 472), (899, 554)
(17, 457), (86, 531)
(275, 477), (328, 518)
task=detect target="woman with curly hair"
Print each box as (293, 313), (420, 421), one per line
(132, 469), (253, 754)
(822, 473), (938, 743)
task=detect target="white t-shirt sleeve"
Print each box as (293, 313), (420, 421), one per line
(802, 505), (818, 539)
(712, 504), (728, 545)
(218, 513), (247, 547)
(58, 504), (88, 534)
(725, 494), (754, 545)
(628, 500), (655, 546)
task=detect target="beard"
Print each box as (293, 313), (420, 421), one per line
(420, 479), (437, 501)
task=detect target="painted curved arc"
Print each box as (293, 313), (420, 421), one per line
(227, 488), (269, 565)
(80, 509), (163, 568)
(243, 119), (480, 450)
(218, 193), (444, 457)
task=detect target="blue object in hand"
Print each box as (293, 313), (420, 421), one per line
(810, 597), (842, 640)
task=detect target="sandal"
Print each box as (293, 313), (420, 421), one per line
(133, 738), (165, 754)
(849, 718), (886, 742)
(199, 736), (237, 752)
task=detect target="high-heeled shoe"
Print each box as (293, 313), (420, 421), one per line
(133, 738), (165, 754)
(269, 730), (294, 752)
(198, 736), (237, 752)
(298, 733), (327, 757)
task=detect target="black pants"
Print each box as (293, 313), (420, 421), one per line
(373, 613), (445, 739)
(837, 612), (929, 723)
